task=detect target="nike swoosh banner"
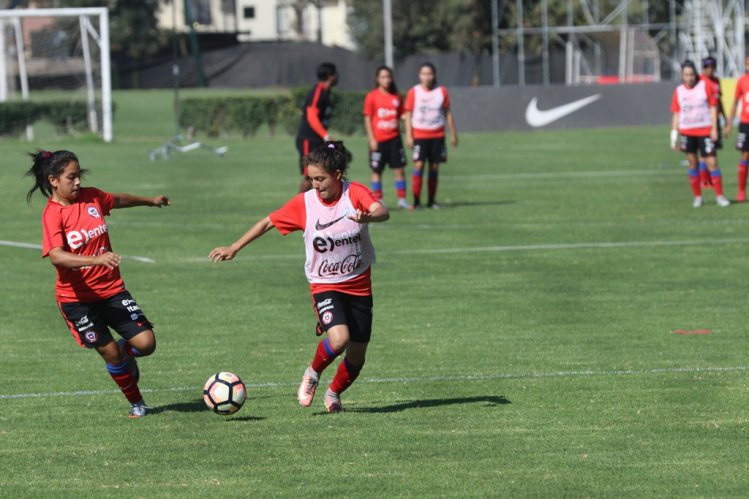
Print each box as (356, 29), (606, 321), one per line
(448, 82), (674, 132)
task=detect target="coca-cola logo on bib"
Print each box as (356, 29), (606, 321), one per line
(318, 254), (363, 277)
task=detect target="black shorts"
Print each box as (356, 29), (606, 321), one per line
(679, 134), (716, 157)
(296, 135), (325, 175)
(312, 291), (373, 343)
(413, 137), (447, 164)
(736, 123), (749, 152)
(58, 290), (153, 349)
(370, 136), (406, 173)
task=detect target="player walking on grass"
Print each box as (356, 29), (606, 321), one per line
(25, 150), (170, 418)
(296, 62), (338, 193)
(363, 65), (410, 209)
(723, 55), (749, 202)
(670, 60), (729, 208)
(210, 142), (389, 413)
(404, 62), (458, 209)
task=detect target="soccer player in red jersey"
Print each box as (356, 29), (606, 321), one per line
(699, 57), (726, 188)
(363, 65), (411, 209)
(404, 62), (458, 209)
(25, 150), (170, 418)
(210, 142), (389, 413)
(723, 55), (749, 202)
(670, 60), (729, 208)
(296, 62), (338, 193)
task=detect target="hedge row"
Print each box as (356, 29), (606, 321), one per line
(0, 101), (94, 137)
(179, 87), (368, 138)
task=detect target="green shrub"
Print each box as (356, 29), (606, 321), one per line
(0, 101), (106, 137)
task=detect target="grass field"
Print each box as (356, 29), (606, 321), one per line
(2, 89), (749, 497)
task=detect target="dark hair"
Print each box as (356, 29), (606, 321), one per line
(305, 141), (352, 180)
(702, 56), (717, 68)
(24, 150), (84, 203)
(374, 65), (398, 94)
(681, 59), (697, 72)
(419, 62), (438, 88)
(317, 62), (338, 82)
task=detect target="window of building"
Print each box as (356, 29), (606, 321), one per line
(244, 7), (255, 19)
(187, 0), (212, 25)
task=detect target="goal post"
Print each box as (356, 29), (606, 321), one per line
(0, 7), (112, 142)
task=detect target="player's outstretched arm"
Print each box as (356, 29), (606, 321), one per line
(348, 202), (389, 224)
(209, 216), (275, 262)
(48, 247), (121, 270)
(114, 193), (170, 209)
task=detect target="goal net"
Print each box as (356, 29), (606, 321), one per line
(0, 7), (112, 142)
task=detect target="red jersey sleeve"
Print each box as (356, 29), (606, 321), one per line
(705, 81), (717, 107)
(41, 206), (64, 258)
(89, 187), (115, 216)
(735, 78), (746, 101)
(348, 182), (380, 212)
(441, 87), (450, 110)
(306, 84), (328, 139)
(269, 193), (306, 235)
(670, 89), (680, 113)
(404, 88), (415, 112)
(363, 91), (374, 117)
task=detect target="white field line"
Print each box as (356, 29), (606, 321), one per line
(443, 169), (681, 181)
(0, 240), (156, 263)
(2, 365), (748, 401)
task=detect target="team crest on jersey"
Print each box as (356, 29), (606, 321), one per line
(87, 206), (101, 219)
(322, 311), (333, 325)
(392, 98), (400, 108)
(84, 330), (99, 343)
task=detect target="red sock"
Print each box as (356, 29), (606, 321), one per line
(310, 338), (339, 375)
(700, 164), (712, 186)
(412, 170), (423, 201)
(427, 170), (439, 204)
(710, 172), (724, 196)
(395, 179), (406, 200)
(329, 357), (362, 394)
(106, 361), (142, 404)
(689, 171), (701, 197)
(739, 162), (748, 194)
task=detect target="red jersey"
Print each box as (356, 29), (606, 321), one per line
(41, 187), (125, 303)
(404, 85), (450, 139)
(671, 80), (716, 137)
(363, 89), (403, 143)
(268, 182), (379, 296)
(734, 74), (749, 123)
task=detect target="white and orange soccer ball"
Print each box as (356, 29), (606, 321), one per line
(203, 372), (247, 415)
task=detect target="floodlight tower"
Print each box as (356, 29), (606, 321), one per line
(678, 0), (745, 77)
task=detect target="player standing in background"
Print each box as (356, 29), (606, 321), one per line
(25, 150), (171, 417)
(210, 142), (389, 413)
(363, 65), (411, 209)
(722, 55), (749, 202)
(404, 62), (458, 209)
(698, 56), (725, 188)
(670, 60), (729, 208)
(296, 62), (338, 193)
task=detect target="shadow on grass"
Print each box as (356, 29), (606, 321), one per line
(435, 200), (516, 209)
(347, 395), (512, 414)
(149, 399), (206, 414)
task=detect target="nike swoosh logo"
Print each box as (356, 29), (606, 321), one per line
(315, 215), (347, 231)
(525, 94), (602, 127)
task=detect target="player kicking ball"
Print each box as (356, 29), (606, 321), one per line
(25, 150), (170, 417)
(670, 60), (730, 208)
(210, 142), (389, 413)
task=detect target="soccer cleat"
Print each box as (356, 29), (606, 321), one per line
(297, 367), (319, 407)
(397, 198), (412, 210)
(427, 202), (440, 210)
(324, 388), (343, 414)
(716, 195), (730, 207)
(117, 339), (139, 382)
(737, 191), (746, 202)
(128, 401), (148, 418)
(692, 196), (703, 208)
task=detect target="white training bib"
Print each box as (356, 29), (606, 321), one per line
(411, 85), (446, 131)
(676, 80), (713, 131)
(303, 183), (375, 284)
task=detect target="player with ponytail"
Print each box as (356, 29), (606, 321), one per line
(25, 150), (170, 417)
(210, 141), (389, 413)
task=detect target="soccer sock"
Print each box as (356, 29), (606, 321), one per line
(310, 337), (340, 375)
(395, 179), (406, 200)
(412, 169), (423, 204)
(329, 357), (363, 395)
(427, 170), (439, 204)
(699, 161), (711, 185)
(371, 181), (383, 200)
(738, 160), (748, 194)
(106, 361), (143, 404)
(710, 168), (724, 196)
(688, 168), (701, 197)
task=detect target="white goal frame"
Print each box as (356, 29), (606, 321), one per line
(0, 7), (112, 142)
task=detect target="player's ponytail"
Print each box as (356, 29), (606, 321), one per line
(24, 150), (82, 203)
(305, 141), (352, 180)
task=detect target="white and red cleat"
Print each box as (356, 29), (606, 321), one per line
(324, 388), (343, 414)
(297, 367), (319, 407)
(737, 191), (746, 203)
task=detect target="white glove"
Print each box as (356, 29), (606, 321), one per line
(670, 129), (678, 149)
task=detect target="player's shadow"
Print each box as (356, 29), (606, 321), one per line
(149, 399), (206, 414)
(434, 200), (516, 209)
(348, 395), (511, 414)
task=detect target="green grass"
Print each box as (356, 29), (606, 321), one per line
(2, 90), (749, 497)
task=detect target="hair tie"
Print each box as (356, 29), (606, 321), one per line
(42, 151), (52, 158)
(327, 144), (335, 149)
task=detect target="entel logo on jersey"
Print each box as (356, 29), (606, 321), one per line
(87, 206), (101, 218)
(66, 223), (108, 250)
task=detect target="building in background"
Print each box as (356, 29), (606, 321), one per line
(156, 0), (355, 50)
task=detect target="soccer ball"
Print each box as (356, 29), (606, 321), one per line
(203, 372), (247, 415)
